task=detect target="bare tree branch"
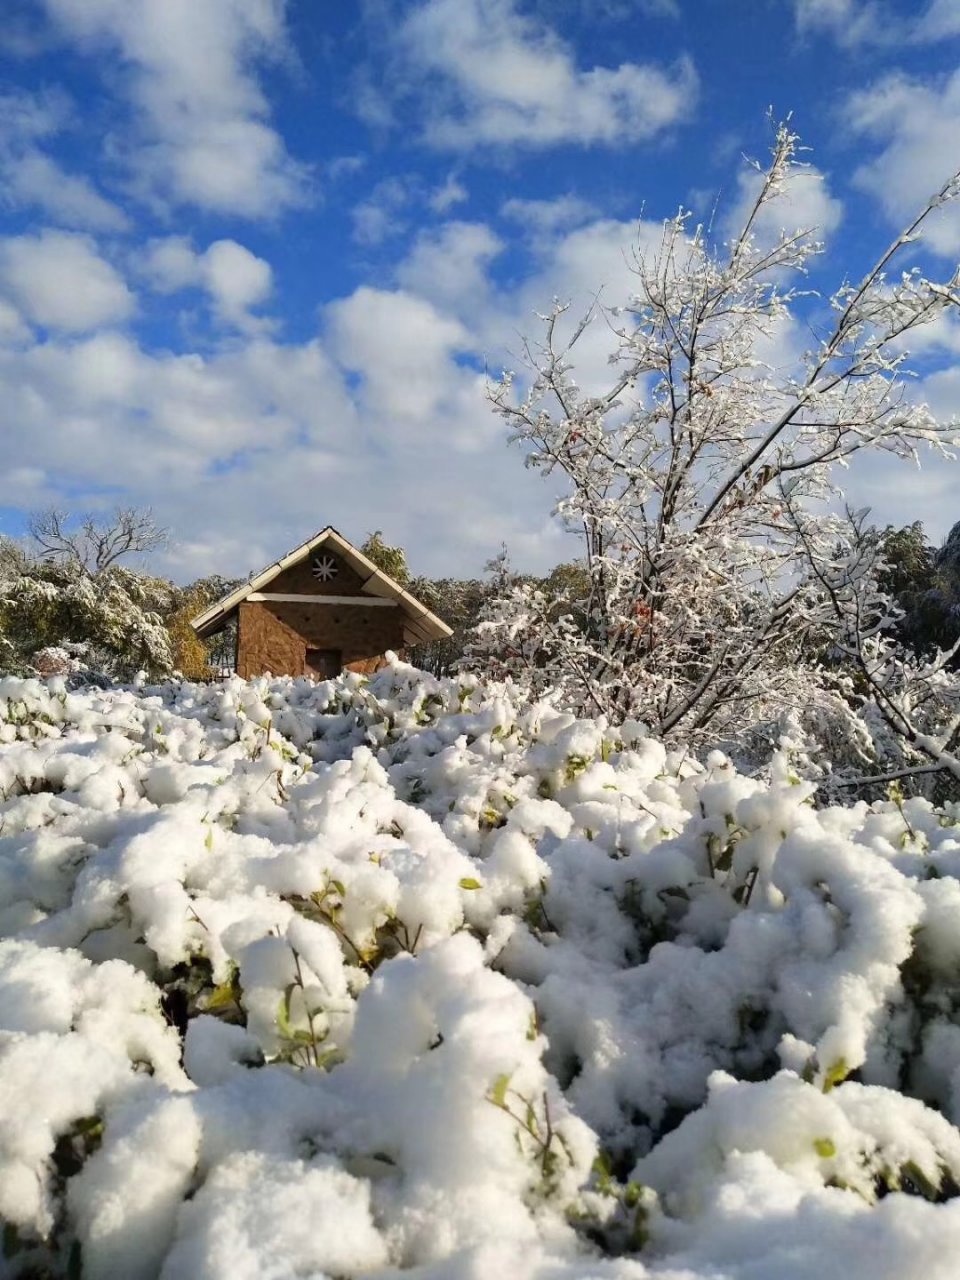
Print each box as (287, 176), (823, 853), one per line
(28, 507), (168, 576)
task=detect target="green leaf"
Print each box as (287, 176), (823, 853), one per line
(623, 1180), (643, 1208)
(490, 1073), (511, 1108)
(814, 1137), (836, 1159)
(630, 1202), (650, 1250)
(524, 1101), (539, 1136)
(204, 824), (214, 851)
(459, 877), (483, 890)
(900, 1160), (942, 1201)
(822, 1058), (849, 1093)
(330, 879), (346, 898)
(277, 984), (296, 1039)
(203, 969), (241, 1013)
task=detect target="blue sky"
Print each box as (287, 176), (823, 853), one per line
(1, 0), (959, 582)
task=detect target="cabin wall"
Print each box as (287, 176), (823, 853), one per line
(235, 600), (406, 679)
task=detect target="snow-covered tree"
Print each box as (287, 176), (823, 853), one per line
(0, 558), (176, 679)
(0, 509), (177, 680)
(361, 530), (411, 586)
(478, 122), (960, 778)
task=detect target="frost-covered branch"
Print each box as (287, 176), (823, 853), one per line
(478, 121), (960, 778)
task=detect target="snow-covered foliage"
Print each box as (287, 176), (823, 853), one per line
(0, 556), (175, 681)
(478, 124), (960, 780)
(5, 659), (960, 1277)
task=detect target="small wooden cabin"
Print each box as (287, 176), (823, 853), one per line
(191, 527), (452, 680)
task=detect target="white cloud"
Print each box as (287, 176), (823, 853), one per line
(203, 241), (274, 330)
(915, 0), (960, 39)
(396, 222), (503, 316)
(791, 0), (960, 45)
(391, 0), (697, 148)
(791, 0), (884, 45)
(353, 174), (472, 244)
(1, 200), (957, 581)
(0, 229), (134, 333)
(352, 178), (417, 246)
(327, 287), (471, 424)
(429, 174), (468, 214)
(0, 88), (66, 143)
(523, 216), (660, 305)
(842, 444), (960, 544)
(847, 68), (960, 257)
(39, 0), (309, 218)
(141, 236), (274, 332)
(141, 237), (200, 294)
(500, 194), (600, 235)
(0, 89), (128, 231)
(4, 152), (129, 231)
(0, 329), (356, 485)
(0, 296), (565, 580)
(0, 299), (31, 346)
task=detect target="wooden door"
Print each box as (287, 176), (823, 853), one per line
(305, 648), (342, 679)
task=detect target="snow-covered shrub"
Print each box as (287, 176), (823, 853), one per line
(0, 559), (175, 681)
(473, 126), (960, 792)
(3, 660), (960, 1276)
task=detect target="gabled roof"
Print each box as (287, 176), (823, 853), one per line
(191, 526), (453, 645)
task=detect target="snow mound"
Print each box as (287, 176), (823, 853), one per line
(2, 662), (960, 1277)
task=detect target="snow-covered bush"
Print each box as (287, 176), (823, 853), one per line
(475, 124), (960, 791)
(0, 559), (175, 681)
(4, 660), (960, 1276)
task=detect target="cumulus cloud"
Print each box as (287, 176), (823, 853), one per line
(384, 0), (697, 149)
(428, 174), (468, 214)
(0, 299), (31, 346)
(791, 0), (885, 45)
(202, 241), (274, 329)
(847, 68), (960, 257)
(2, 195), (958, 579)
(500, 194), (600, 236)
(790, 0), (960, 45)
(141, 236), (274, 332)
(327, 287), (472, 424)
(352, 178), (418, 246)
(915, 0), (960, 39)
(0, 301), (565, 579)
(352, 174), (472, 245)
(396, 222), (503, 316)
(5, 152), (129, 231)
(38, 0), (309, 218)
(0, 89), (128, 231)
(0, 229), (134, 333)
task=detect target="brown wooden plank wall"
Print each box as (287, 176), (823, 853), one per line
(235, 600), (405, 678)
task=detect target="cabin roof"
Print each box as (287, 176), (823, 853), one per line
(191, 526), (453, 645)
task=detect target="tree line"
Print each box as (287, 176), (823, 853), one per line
(2, 509), (956, 691)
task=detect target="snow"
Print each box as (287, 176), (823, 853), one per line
(2, 661), (960, 1277)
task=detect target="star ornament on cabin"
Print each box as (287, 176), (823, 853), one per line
(312, 554), (339, 582)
